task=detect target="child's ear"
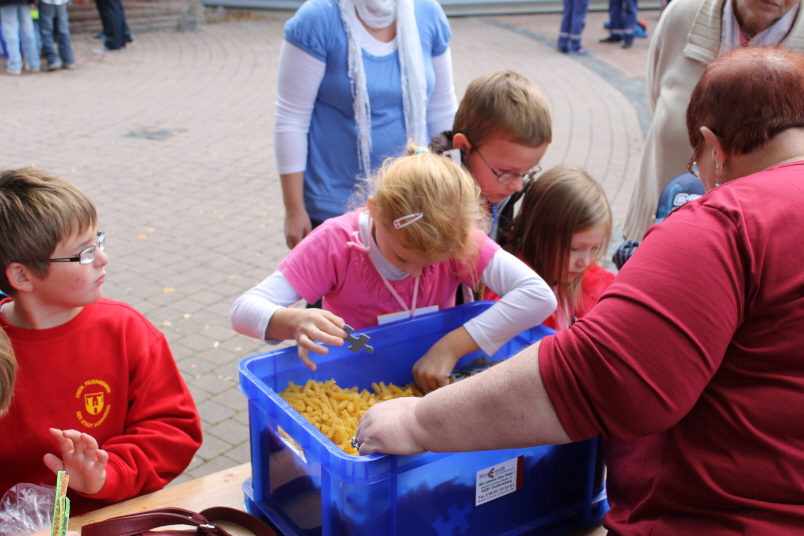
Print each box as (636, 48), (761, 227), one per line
(6, 263), (35, 294)
(452, 133), (472, 152)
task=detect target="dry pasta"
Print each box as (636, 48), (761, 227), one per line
(280, 379), (423, 455)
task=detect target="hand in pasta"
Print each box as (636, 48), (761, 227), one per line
(280, 379), (423, 455)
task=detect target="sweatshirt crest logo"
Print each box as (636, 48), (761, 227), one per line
(84, 392), (105, 415)
(75, 379), (112, 428)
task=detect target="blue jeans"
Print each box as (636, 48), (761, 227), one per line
(39, 3), (74, 66)
(558, 0), (591, 52)
(608, 0), (638, 44)
(1, 5), (41, 71)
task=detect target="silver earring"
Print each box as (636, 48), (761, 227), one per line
(715, 183), (721, 187)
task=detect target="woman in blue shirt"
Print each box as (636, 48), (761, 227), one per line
(274, 0), (458, 248)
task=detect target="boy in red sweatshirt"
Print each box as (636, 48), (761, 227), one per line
(0, 168), (202, 515)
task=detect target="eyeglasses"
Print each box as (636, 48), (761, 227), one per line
(474, 148), (542, 185)
(49, 232), (105, 265)
(687, 137), (704, 178)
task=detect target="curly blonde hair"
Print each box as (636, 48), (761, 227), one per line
(353, 144), (489, 264)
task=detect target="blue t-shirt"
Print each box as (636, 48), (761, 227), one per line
(284, 0), (451, 221)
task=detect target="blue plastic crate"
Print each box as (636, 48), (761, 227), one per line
(239, 302), (607, 536)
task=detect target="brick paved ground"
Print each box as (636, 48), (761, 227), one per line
(0, 9), (650, 484)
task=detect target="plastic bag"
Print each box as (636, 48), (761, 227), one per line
(0, 483), (56, 536)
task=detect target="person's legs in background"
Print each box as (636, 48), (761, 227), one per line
(558, 0), (574, 53)
(620, 0), (638, 48)
(93, 0), (113, 47)
(17, 5), (41, 71)
(601, 0), (623, 43)
(1, 5), (23, 74)
(39, 3), (60, 69)
(104, 0), (127, 50)
(568, 0), (591, 54)
(53, 3), (74, 66)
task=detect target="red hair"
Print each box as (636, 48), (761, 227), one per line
(686, 46), (804, 155)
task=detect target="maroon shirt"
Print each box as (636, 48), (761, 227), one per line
(540, 161), (804, 534)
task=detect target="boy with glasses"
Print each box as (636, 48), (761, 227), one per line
(429, 70), (551, 243)
(0, 168), (202, 515)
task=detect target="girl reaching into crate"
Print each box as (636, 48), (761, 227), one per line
(486, 165), (615, 330)
(231, 145), (556, 392)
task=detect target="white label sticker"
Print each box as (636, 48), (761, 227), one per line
(376, 305), (439, 326)
(475, 455), (524, 506)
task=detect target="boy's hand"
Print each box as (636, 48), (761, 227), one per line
(270, 308), (347, 370)
(413, 327), (479, 393)
(43, 428), (108, 496)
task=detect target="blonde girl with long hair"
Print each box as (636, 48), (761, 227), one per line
(233, 146), (556, 392)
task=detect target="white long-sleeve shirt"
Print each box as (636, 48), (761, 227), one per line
(232, 212), (556, 356)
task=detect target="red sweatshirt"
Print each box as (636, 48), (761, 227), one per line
(0, 298), (202, 515)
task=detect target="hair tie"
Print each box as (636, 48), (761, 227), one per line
(413, 147), (430, 155)
(393, 213), (424, 229)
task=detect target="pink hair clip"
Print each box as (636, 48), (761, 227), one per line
(393, 212), (424, 229)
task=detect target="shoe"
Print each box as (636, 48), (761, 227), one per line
(636, 20), (648, 38)
(94, 32), (106, 40)
(600, 35), (622, 43)
(558, 46), (569, 53)
(47, 60), (63, 71)
(26, 66), (40, 73)
(64, 63), (76, 70)
(569, 47), (590, 55)
(604, 21), (610, 29)
(125, 32), (134, 43)
(92, 45), (107, 54)
(622, 40), (634, 49)
(5, 68), (21, 76)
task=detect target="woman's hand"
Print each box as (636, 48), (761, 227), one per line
(269, 308), (347, 370)
(356, 397), (426, 455)
(280, 171), (312, 249)
(412, 327), (480, 393)
(284, 204), (312, 250)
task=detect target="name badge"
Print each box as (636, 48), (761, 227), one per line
(377, 305), (439, 326)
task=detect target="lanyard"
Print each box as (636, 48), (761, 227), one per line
(490, 203), (499, 239)
(347, 221), (420, 314)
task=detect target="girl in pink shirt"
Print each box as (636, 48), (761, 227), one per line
(232, 146), (556, 392)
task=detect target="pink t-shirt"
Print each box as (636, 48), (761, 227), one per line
(279, 211), (499, 330)
(540, 162), (804, 534)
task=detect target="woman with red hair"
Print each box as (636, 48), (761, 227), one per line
(357, 46), (804, 535)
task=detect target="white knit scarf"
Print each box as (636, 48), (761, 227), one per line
(719, 0), (799, 56)
(339, 0), (427, 173)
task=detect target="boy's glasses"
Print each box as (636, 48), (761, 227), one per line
(475, 148), (542, 185)
(49, 232), (105, 265)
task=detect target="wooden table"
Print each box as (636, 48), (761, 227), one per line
(70, 463), (254, 534)
(69, 462), (607, 535)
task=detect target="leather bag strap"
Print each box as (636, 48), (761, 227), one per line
(81, 506), (274, 536)
(201, 507), (276, 536)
